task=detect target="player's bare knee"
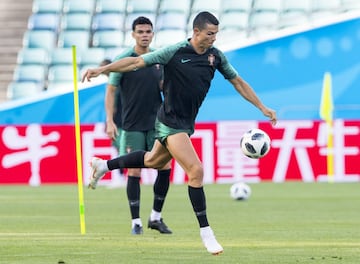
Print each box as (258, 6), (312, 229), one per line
(187, 164), (204, 186)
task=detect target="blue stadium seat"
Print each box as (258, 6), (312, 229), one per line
(63, 0), (95, 14)
(156, 12), (187, 31)
(105, 47), (126, 61)
(279, 11), (310, 28)
(95, 0), (127, 14)
(61, 13), (92, 31)
(7, 82), (44, 100)
(80, 48), (106, 67)
(222, 0), (253, 14)
(92, 13), (124, 31)
(253, 0), (283, 13)
(187, 13), (197, 32)
(282, 0), (312, 13)
(191, 0), (221, 17)
(23, 30), (56, 52)
(127, 0), (159, 14)
(27, 13), (60, 32)
(17, 48), (49, 65)
(158, 0), (191, 16)
(220, 12), (249, 31)
(50, 48), (80, 66)
(13, 64), (47, 84)
(248, 11), (280, 36)
(312, 0), (341, 12)
(32, 0), (63, 14)
(48, 65), (79, 83)
(311, 0), (341, 20)
(154, 29), (187, 48)
(123, 30), (134, 47)
(342, 0), (360, 11)
(92, 30), (124, 48)
(250, 11), (280, 29)
(58, 30), (90, 51)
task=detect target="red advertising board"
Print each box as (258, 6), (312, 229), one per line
(0, 120), (359, 185)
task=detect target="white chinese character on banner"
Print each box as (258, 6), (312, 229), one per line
(272, 121), (316, 182)
(216, 121), (261, 183)
(1, 124), (60, 186)
(317, 120), (360, 182)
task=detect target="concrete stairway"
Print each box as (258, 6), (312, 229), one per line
(0, 0), (33, 104)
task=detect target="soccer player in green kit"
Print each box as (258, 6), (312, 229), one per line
(83, 11), (277, 255)
(100, 17), (172, 235)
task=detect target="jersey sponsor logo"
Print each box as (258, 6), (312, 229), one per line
(181, 58), (191, 63)
(208, 54), (215, 66)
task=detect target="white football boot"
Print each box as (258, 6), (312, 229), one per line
(88, 157), (108, 189)
(200, 226), (224, 255)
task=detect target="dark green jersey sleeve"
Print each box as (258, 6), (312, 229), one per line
(216, 48), (238, 80)
(141, 40), (188, 66)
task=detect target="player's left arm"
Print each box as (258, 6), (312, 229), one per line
(229, 76), (277, 125)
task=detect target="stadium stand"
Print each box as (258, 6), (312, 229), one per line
(47, 64), (80, 92)
(80, 48), (106, 67)
(92, 13), (124, 32)
(342, 0), (360, 11)
(0, 0), (33, 102)
(62, 0), (95, 14)
(154, 29), (187, 47)
(61, 13), (92, 31)
(50, 48), (78, 66)
(22, 30), (57, 52)
(95, 0), (127, 14)
(220, 11), (249, 32)
(17, 48), (49, 66)
(156, 12), (188, 31)
(12, 64), (47, 85)
(0, 0), (358, 103)
(7, 81), (43, 100)
(126, 0), (159, 14)
(92, 30), (124, 49)
(27, 13), (61, 32)
(32, 0), (64, 14)
(191, 0), (222, 17)
(222, 0), (253, 14)
(57, 30), (90, 50)
(158, 0), (191, 16)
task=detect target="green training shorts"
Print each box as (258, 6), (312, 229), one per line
(119, 129), (156, 155)
(155, 118), (194, 146)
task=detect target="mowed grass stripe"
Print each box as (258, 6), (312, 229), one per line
(0, 183), (359, 263)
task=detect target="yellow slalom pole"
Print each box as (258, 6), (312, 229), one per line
(326, 119), (334, 182)
(319, 72), (334, 183)
(72, 45), (86, 234)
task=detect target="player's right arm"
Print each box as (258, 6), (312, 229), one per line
(105, 83), (118, 141)
(229, 76), (277, 125)
(82, 56), (146, 82)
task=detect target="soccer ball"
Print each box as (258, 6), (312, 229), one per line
(240, 128), (271, 159)
(230, 182), (251, 200)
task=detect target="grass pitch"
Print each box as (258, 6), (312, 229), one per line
(0, 182), (359, 264)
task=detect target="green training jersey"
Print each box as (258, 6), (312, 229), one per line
(109, 47), (163, 131)
(141, 39), (238, 130)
